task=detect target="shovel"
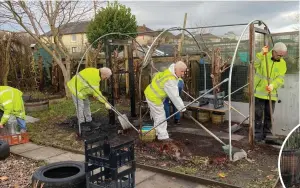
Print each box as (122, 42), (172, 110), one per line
(226, 116), (249, 133)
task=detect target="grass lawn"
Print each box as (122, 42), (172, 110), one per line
(26, 98), (129, 153)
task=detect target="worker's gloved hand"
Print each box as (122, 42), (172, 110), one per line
(266, 84), (274, 92)
(262, 46), (269, 55)
(105, 103), (112, 110)
(181, 108), (186, 112)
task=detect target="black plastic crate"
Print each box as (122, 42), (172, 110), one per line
(85, 135), (135, 168)
(86, 161), (135, 188)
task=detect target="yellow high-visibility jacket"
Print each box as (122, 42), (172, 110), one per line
(144, 68), (177, 105)
(67, 68), (106, 103)
(254, 51), (287, 101)
(0, 86), (25, 125)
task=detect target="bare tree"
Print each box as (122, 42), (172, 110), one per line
(0, 1), (102, 97)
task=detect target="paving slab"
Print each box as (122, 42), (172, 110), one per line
(135, 168), (156, 185)
(21, 146), (67, 161)
(46, 152), (85, 163)
(169, 127), (244, 141)
(136, 172), (208, 188)
(10, 142), (44, 154)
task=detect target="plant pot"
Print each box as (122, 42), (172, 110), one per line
(211, 112), (225, 125)
(197, 110), (210, 123)
(25, 99), (49, 112)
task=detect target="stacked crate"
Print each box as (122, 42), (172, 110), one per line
(84, 135), (135, 188)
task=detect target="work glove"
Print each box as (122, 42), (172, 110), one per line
(262, 46), (269, 55)
(266, 84), (274, 92)
(105, 103), (112, 110)
(181, 108), (186, 112)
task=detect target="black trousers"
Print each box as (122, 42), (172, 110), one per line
(254, 97), (276, 141)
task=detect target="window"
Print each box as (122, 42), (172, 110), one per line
(71, 34), (76, 42)
(72, 47), (77, 53)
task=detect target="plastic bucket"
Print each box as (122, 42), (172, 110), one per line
(197, 110), (210, 123)
(140, 125), (156, 142)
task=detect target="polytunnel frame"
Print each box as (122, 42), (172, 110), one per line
(75, 32), (146, 135)
(144, 21), (275, 161)
(73, 21), (275, 162)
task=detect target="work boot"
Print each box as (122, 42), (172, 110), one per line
(174, 119), (181, 125)
(87, 121), (101, 130)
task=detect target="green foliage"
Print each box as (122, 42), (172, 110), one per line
(87, 1), (138, 49)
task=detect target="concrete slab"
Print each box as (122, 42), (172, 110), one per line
(21, 147), (67, 161)
(169, 127), (244, 141)
(135, 168), (156, 185)
(10, 142), (44, 154)
(136, 173), (208, 188)
(46, 152), (85, 163)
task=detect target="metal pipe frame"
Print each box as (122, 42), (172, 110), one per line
(227, 20), (274, 161)
(75, 32), (146, 136)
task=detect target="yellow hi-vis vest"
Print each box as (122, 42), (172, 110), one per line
(0, 86), (25, 125)
(254, 51), (287, 101)
(67, 68), (106, 103)
(144, 69), (177, 105)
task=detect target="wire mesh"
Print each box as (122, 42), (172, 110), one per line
(281, 127), (300, 187)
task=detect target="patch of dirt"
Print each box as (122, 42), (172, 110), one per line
(30, 103), (280, 188)
(134, 117), (280, 188)
(0, 154), (42, 188)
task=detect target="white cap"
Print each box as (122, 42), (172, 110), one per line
(100, 67), (112, 77)
(273, 42), (287, 55)
(175, 61), (187, 70)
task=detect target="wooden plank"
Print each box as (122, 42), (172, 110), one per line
(186, 103), (229, 113)
(152, 55), (201, 63)
(254, 27), (269, 35)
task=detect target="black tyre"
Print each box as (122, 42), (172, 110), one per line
(0, 140), (10, 160)
(32, 161), (86, 188)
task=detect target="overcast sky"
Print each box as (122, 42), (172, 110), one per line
(120, 1), (299, 36)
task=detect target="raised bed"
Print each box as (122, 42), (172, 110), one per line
(24, 99), (49, 112)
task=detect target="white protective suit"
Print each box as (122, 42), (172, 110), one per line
(72, 94), (92, 124)
(147, 64), (186, 140)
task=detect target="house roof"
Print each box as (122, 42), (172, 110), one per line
(174, 33), (191, 39)
(137, 24), (158, 37)
(44, 22), (157, 37)
(194, 33), (221, 41)
(44, 21), (90, 36)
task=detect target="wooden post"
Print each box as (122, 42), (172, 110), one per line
(248, 23), (255, 147)
(124, 45), (129, 95)
(93, 1), (97, 17)
(178, 13), (187, 55)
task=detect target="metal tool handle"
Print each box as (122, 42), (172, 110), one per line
(143, 78), (229, 136)
(77, 73), (139, 133)
(264, 50), (275, 134)
(189, 114), (226, 146)
(109, 107), (139, 133)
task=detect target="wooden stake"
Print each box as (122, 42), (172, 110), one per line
(178, 13), (187, 56)
(248, 23), (255, 147)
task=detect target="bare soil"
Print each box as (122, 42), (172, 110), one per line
(28, 100), (280, 188)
